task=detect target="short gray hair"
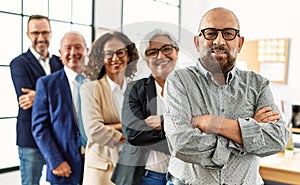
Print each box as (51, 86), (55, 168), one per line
(60, 31), (87, 49)
(139, 29), (179, 60)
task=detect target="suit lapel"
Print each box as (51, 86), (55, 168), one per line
(99, 76), (121, 122)
(145, 75), (157, 115)
(49, 55), (63, 73)
(58, 69), (76, 118)
(25, 49), (46, 76)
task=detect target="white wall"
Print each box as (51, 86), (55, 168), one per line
(94, 0), (300, 106)
(94, 0), (122, 38)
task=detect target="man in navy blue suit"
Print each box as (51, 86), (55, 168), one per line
(10, 14), (63, 185)
(32, 31), (88, 185)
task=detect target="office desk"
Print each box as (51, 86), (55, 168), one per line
(260, 150), (300, 185)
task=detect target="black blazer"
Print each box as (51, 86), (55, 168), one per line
(111, 75), (170, 185)
(10, 49), (63, 147)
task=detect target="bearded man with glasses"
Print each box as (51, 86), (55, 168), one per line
(164, 7), (289, 185)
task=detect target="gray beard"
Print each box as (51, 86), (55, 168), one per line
(200, 49), (237, 74)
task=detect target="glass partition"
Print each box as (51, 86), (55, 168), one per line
(0, 0), (94, 171)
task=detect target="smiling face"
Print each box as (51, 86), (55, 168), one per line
(27, 18), (51, 58)
(194, 8), (244, 74)
(103, 37), (129, 80)
(59, 32), (87, 73)
(145, 35), (178, 80)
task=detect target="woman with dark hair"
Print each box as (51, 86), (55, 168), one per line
(80, 31), (139, 185)
(84, 31), (138, 81)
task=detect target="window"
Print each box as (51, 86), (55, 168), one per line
(0, 0), (94, 170)
(123, 0), (180, 39)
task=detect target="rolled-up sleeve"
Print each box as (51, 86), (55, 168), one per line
(230, 82), (289, 157)
(230, 117), (289, 157)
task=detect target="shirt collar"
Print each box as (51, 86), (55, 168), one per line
(106, 75), (127, 93)
(64, 66), (79, 82)
(30, 47), (52, 60)
(154, 80), (163, 96)
(196, 60), (236, 84)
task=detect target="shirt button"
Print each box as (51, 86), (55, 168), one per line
(221, 108), (225, 112)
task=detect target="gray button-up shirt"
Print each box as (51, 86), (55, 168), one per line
(164, 62), (289, 185)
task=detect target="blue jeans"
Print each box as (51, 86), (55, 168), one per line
(166, 172), (186, 185)
(166, 173), (175, 185)
(18, 146), (45, 185)
(166, 180), (175, 185)
(51, 184), (80, 185)
(140, 170), (167, 185)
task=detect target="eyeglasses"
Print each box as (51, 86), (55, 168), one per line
(29, 31), (51, 37)
(145, 44), (177, 59)
(199, 28), (240, 41)
(102, 48), (128, 59)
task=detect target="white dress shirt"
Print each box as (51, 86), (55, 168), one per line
(106, 75), (126, 152)
(64, 66), (89, 154)
(65, 66), (81, 110)
(106, 75), (127, 119)
(30, 47), (51, 75)
(145, 81), (170, 173)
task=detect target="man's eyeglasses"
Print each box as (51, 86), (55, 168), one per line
(102, 48), (128, 59)
(29, 31), (51, 37)
(199, 28), (240, 41)
(145, 44), (177, 59)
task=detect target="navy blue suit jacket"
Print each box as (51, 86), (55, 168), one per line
(32, 68), (83, 184)
(10, 49), (63, 148)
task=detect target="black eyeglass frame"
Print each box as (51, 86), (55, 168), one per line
(29, 31), (51, 37)
(199, 28), (240, 41)
(102, 48), (128, 59)
(145, 44), (178, 59)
